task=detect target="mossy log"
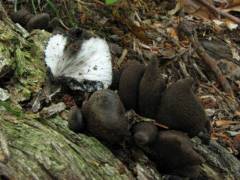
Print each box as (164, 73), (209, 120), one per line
(0, 2), (239, 180)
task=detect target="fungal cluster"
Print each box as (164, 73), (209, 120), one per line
(118, 60), (210, 135)
(117, 60), (209, 177)
(68, 60), (210, 177)
(43, 29), (210, 178)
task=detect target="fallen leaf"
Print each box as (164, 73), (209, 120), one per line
(215, 119), (239, 127)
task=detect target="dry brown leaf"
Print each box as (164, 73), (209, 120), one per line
(211, 132), (230, 139)
(234, 110), (240, 116)
(179, 0), (240, 26)
(166, 27), (179, 40)
(215, 119), (240, 127)
(224, 4), (240, 13)
(218, 0), (240, 12)
(227, 0), (240, 8)
(179, 0), (216, 20)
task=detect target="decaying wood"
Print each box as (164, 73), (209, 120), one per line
(194, 138), (240, 179)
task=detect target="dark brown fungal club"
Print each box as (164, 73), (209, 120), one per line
(82, 89), (129, 144)
(149, 130), (204, 177)
(11, 9), (33, 26)
(27, 13), (50, 31)
(68, 107), (85, 133)
(156, 78), (210, 138)
(138, 59), (167, 118)
(10, 9), (50, 31)
(110, 68), (121, 90)
(132, 122), (158, 147)
(119, 61), (145, 111)
(63, 28), (93, 57)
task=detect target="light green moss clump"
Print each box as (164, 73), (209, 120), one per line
(0, 19), (51, 103)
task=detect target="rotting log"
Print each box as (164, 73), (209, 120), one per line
(0, 2), (240, 180)
(193, 138), (240, 179)
(1, 115), (133, 179)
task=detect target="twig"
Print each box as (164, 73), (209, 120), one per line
(178, 20), (234, 97)
(196, 0), (240, 24)
(125, 110), (169, 129)
(154, 122), (169, 129)
(56, 18), (70, 30)
(117, 49), (128, 67)
(179, 60), (190, 78)
(192, 60), (209, 82)
(191, 33), (234, 97)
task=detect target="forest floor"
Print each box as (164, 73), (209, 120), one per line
(3, 0), (240, 163)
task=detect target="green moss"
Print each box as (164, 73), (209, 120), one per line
(0, 21), (15, 41)
(0, 114), (132, 179)
(0, 46), (16, 76)
(14, 30), (50, 98)
(0, 100), (22, 118)
(0, 21), (50, 103)
(0, 23), (16, 78)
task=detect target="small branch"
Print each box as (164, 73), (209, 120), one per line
(117, 49), (128, 67)
(125, 110), (169, 129)
(178, 20), (234, 97)
(179, 54), (191, 78)
(192, 60), (209, 82)
(191, 33), (234, 97)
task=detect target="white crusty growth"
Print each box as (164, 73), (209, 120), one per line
(44, 34), (112, 91)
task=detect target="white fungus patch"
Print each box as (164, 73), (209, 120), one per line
(44, 34), (67, 75)
(44, 34), (112, 92)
